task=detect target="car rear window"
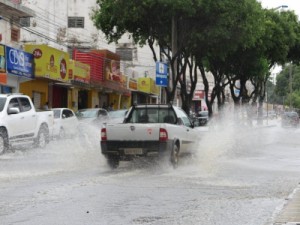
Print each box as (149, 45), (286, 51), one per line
(126, 107), (176, 124)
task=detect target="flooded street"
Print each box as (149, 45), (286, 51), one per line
(1, 122), (300, 225)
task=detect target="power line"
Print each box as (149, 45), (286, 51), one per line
(23, 2), (155, 62)
(2, 5), (156, 71)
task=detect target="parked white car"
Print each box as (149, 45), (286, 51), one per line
(52, 108), (79, 139)
(76, 108), (109, 127)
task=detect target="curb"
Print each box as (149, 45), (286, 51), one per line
(273, 185), (300, 224)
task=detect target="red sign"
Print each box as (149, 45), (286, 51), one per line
(193, 90), (204, 100)
(32, 49), (42, 59)
(0, 73), (7, 84)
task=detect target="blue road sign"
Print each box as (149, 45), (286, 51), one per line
(155, 62), (168, 87)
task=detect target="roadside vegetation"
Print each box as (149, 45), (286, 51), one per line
(92, 0), (300, 117)
(274, 64), (300, 110)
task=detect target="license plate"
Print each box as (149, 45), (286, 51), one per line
(124, 148), (143, 155)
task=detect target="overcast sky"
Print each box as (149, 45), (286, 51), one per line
(259, 0), (300, 73)
(259, 0), (300, 17)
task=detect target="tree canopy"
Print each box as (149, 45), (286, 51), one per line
(92, 0), (300, 115)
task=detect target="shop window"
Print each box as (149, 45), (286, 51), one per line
(8, 98), (20, 110)
(11, 28), (20, 42)
(68, 17), (84, 28)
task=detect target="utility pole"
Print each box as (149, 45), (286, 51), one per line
(289, 64), (293, 110)
(171, 15), (177, 105)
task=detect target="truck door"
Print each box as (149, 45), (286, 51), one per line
(175, 108), (198, 153)
(6, 97), (24, 138)
(18, 97), (38, 136)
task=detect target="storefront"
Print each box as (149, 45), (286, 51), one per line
(134, 77), (159, 104)
(128, 77), (138, 105)
(192, 90), (205, 114)
(74, 49), (131, 110)
(73, 49), (104, 109)
(23, 44), (71, 109)
(100, 69), (131, 110)
(93, 49), (131, 110)
(69, 59), (91, 111)
(0, 44), (34, 94)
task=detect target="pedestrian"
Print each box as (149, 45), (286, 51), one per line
(102, 102), (107, 109)
(108, 103), (114, 111)
(43, 102), (49, 110)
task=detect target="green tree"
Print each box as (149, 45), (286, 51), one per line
(276, 64), (300, 109)
(92, 0), (200, 113)
(92, 0), (265, 115)
(92, 0), (300, 116)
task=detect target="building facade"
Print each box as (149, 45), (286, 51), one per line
(0, 0), (162, 111)
(0, 0), (35, 93)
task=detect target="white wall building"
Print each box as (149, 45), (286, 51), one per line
(20, 0), (155, 79)
(1, 0), (212, 107)
(0, 0), (35, 92)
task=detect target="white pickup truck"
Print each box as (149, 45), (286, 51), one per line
(0, 94), (54, 154)
(101, 104), (200, 169)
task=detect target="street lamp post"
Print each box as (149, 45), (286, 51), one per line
(273, 5), (288, 10)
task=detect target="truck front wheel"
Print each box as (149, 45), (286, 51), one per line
(59, 127), (65, 139)
(107, 155), (120, 169)
(0, 129), (8, 154)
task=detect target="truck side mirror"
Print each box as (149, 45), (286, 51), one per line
(8, 107), (20, 115)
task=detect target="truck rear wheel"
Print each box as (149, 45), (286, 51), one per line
(107, 155), (119, 169)
(0, 129), (8, 154)
(34, 125), (49, 148)
(170, 144), (179, 169)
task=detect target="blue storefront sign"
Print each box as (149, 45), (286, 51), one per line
(5, 46), (34, 79)
(155, 61), (168, 87)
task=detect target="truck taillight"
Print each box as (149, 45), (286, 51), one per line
(101, 128), (107, 141)
(159, 128), (168, 142)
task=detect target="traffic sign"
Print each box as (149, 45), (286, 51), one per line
(155, 62), (168, 87)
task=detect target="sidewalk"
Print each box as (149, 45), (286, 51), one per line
(273, 186), (300, 225)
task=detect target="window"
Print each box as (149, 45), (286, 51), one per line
(63, 109), (74, 118)
(53, 110), (61, 119)
(20, 17), (30, 27)
(126, 107), (176, 124)
(68, 17), (84, 28)
(19, 97), (32, 112)
(8, 98), (20, 110)
(11, 28), (20, 42)
(98, 109), (108, 117)
(176, 108), (192, 127)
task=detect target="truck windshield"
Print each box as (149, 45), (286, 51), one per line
(0, 97), (6, 112)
